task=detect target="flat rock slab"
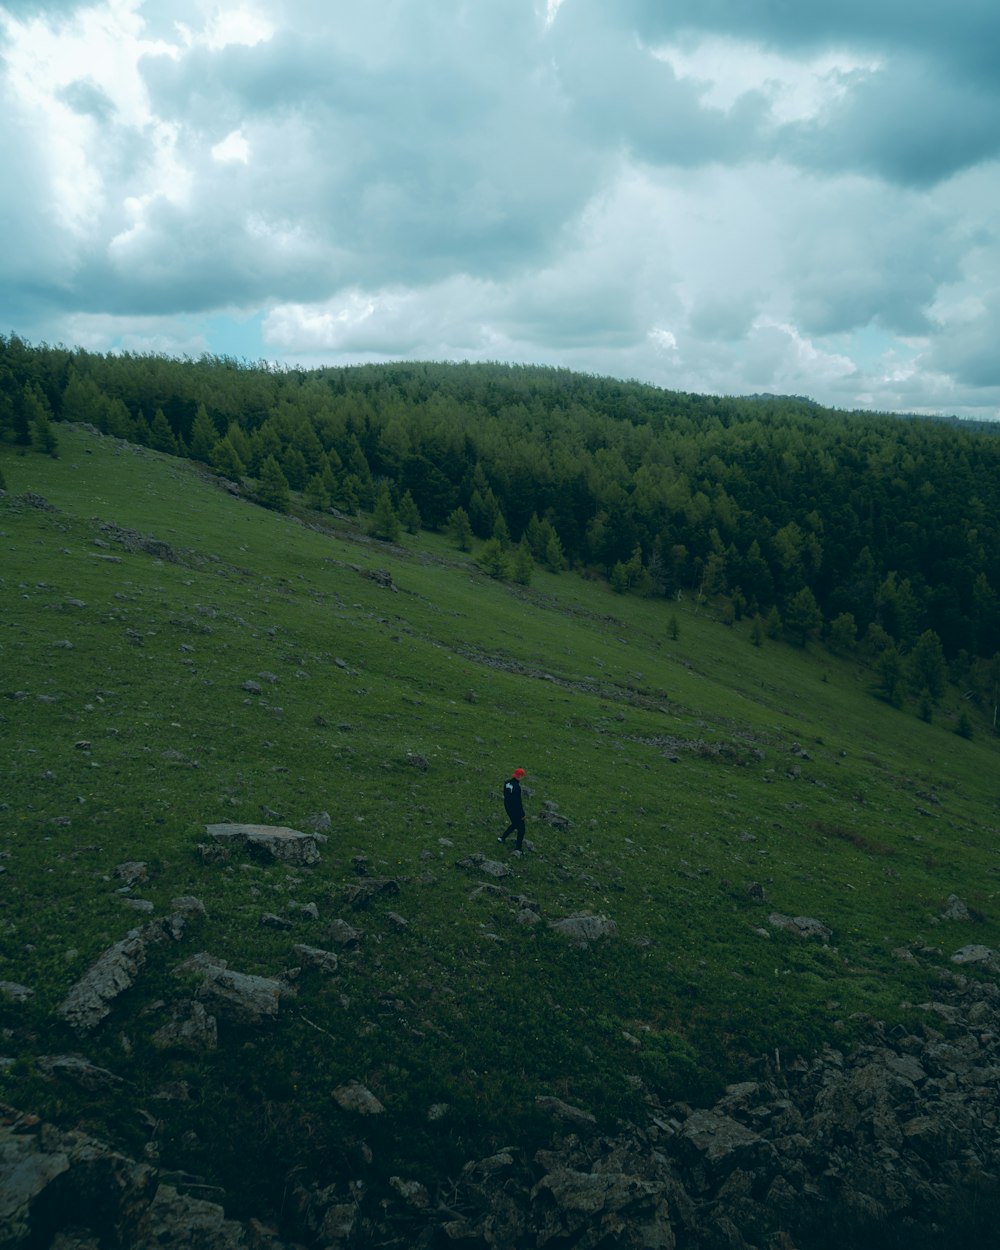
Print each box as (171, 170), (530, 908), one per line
(205, 823), (324, 866)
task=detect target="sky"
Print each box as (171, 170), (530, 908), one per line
(2, 0), (1000, 419)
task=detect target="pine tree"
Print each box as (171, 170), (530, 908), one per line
(544, 529), (565, 573)
(149, 409), (177, 454)
(370, 484), (401, 541)
(189, 403), (218, 463)
(256, 455), (291, 513)
(513, 540), (534, 586)
(398, 489), (422, 534)
(31, 407), (59, 457)
(448, 507), (474, 552)
(479, 537), (509, 579)
(210, 437), (245, 481)
(305, 473), (330, 511)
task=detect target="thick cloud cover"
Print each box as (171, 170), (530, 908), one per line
(1, 0), (999, 416)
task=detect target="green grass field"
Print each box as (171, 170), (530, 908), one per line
(2, 425), (999, 1212)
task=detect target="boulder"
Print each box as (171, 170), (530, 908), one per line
(195, 966), (290, 1025)
(205, 823), (324, 866)
(548, 912), (618, 945)
(293, 944), (340, 974)
(56, 904), (202, 1033)
(150, 1000), (219, 1052)
(767, 913), (832, 941)
(333, 1081), (385, 1115)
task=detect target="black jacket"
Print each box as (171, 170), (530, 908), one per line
(503, 777), (524, 818)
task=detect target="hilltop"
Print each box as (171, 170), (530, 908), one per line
(2, 397), (1000, 1246)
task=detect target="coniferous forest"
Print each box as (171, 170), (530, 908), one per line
(3, 332), (1000, 728)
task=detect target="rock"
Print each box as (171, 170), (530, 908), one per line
(535, 1095), (597, 1128)
(455, 853), (512, 879)
(57, 910), (197, 1033)
(548, 912), (618, 945)
(326, 919), (363, 947)
(952, 944), (1000, 968)
(151, 1000), (219, 1052)
(0, 1110), (157, 1248)
(942, 893), (971, 921)
(293, 944), (339, 974)
(333, 1081), (385, 1115)
(113, 861), (148, 885)
(195, 966), (290, 1025)
(205, 823), (324, 866)
(389, 1176), (430, 1208)
(767, 913), (832, 941)
(0, 982), (33, 1003)
(678, 1107), (775, 1173)
(342, 878), (400, 909)
(37, 1054), (125, 1092)
(122, 898), (155, 914)
(260, 912), (292, 930)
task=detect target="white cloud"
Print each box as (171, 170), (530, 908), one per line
(652, 37), (881, 125)
(211, 127), (250, 163)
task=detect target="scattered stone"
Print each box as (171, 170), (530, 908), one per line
(767, 912), (832, 941)
(342, 878), (400, 910)
(37, 1054), (125, 1092)
(365, 568), (397, 591)
(385, 912), (409, 931)
(326, 919), (363, 947)
(0, 982), (33, 1003)
(293, 945), (339, 974)
(455, 853), (512, 879)
(113, 861), (148, 885)
(333, 1081), (385, 1115)
(942, 894), (971, 921)
(195, 966), (290, 1025)
(308, 811), (332, 833)
(535, 1096), (597, 1129)
(548, 913), (618, 945)
(241, 680), (263, 695)
(57, 906), (203, 1033)
(150, 1000), (218, 1052)
(389, 1177), (430, 1208)
(951, 944), (1000, 968)
(407, 752), (429, 770)
(260, 912), (292, 930)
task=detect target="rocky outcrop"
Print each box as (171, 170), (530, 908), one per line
(0, 1105), (293, 1249)
(11, 972), (1000, 1248)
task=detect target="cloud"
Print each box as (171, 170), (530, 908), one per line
(2, 0), (1000, 419)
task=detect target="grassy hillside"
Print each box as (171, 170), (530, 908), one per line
(2, 424), (999, 1215)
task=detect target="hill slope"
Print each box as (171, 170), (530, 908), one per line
(2, 424), (1000, 1225)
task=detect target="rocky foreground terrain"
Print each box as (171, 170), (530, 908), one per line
(5, 925), (1000, 1249)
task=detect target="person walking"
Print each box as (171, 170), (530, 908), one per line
(498, 767), (527, 851)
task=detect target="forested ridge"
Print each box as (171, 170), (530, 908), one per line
(3, 333), (999, 722)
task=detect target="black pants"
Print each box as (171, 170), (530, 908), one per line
(500, 812), (525, 849)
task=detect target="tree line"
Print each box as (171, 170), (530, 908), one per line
(2, 333), (999, 728)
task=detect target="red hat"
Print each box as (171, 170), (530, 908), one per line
(512, 768), (526, 778)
